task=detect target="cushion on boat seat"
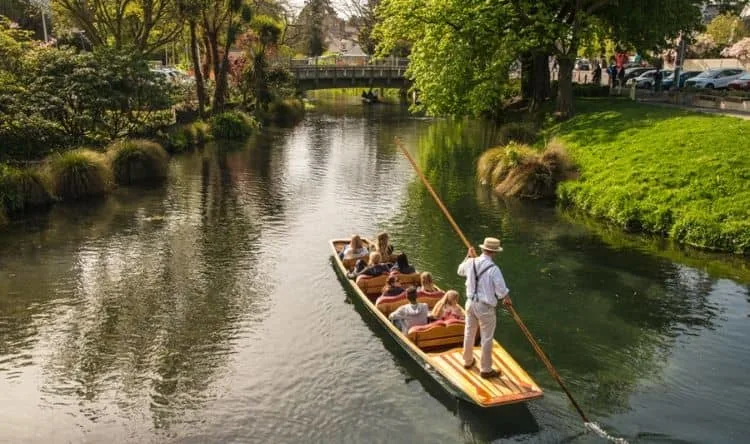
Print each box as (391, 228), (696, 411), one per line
(356, 273), (390, 296)
(407, 320), (466, 350)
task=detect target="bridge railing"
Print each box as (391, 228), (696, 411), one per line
(285, 56), (409, 68)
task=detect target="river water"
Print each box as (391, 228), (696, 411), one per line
(1, 102), (749, 443)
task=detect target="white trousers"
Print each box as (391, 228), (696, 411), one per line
(462, 299), (497, 373)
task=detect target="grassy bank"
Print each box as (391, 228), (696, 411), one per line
(549, 99), (750, 254)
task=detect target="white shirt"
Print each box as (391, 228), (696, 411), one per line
(457, 253), (509, 307)
(388, 302), (429, 334)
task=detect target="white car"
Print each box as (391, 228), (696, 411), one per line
(627, 69), (673, 88)
(684, 69), (746, 89)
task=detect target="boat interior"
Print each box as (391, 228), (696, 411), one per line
(335, 240), (468, 351)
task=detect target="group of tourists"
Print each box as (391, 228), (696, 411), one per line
(340, 232), (512, 380)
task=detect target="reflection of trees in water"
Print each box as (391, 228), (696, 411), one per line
(24, 148), (272, 429)
(387, 119), (725, 415)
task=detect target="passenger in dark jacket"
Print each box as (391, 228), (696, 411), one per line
(390, 253), (415, 274)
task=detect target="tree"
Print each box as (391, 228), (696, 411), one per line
(343, 0), (378, 54)
(177, 0), (207, 116)
(377, 0), (708, 119)
(51, 0), (183, 54)
(706, 13), (748, 47)
(239, 14), (282, 110)
(293, 0), (332, 56)
(200, 0), (254, 113)
(722, 36), (750, 60)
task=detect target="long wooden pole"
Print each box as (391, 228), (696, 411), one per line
(395, 137), (590, 424)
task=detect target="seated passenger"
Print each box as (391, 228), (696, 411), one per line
(349, 252), (390, 278)
(340, 234), (369, 260)
(388, 287), (429, 334)
(374, 232), (394, 258)
(381, 273), (405, 297)
(419, 272), (437, 292)
(390, 253), (415, 275)
(431, 290), (464, 321)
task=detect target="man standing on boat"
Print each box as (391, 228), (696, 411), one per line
(458, 237), (512, 379)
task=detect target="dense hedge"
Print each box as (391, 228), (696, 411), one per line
(210, 111), (258, 140)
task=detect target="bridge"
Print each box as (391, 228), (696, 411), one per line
(286, 58), (410, 91)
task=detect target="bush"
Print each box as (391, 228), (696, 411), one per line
(265, 99), (305, 126)
(498, 122), (537, 145)
(192, 121), (211, 145)
(43, 149), (113, 201)
(161, 121), (212, 153)
(477, 140), (575, 199)
(210, 111), (258, 140)
(0, 164), (52, 214)
(108, 139), (169, 185)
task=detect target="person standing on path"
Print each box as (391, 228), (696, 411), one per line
(458, 237), (512, 379)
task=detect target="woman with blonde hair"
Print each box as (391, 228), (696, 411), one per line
(431, 290), (464, 320)
(340, 234), (368, 259)
(419, 272), (437, 292)
(375, 232), (394, 258)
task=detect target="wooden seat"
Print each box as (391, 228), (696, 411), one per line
(375, 289), (444, 317)
(408, 319), (466, 350)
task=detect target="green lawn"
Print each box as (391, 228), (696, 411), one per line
(550, 99), (750, 254)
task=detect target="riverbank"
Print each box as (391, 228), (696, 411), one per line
(549, 98), (750, 254)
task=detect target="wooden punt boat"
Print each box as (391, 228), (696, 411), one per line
(330, 238), (544, 408)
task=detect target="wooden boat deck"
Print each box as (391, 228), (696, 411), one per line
(331, 238), (543, 407)
(428, 348), (542, 406)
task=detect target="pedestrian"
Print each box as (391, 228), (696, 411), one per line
(457, 237), (511, 379)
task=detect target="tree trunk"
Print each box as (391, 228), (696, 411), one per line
(189, 20), (206, 117)
(556, 54), (575, 119)
(531, 53), (550, 110)
(202, 34), (212, 80)
(520, 52), (533, 102)
(213, 29), (233, 113)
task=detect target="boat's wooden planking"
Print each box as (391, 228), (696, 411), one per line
(330, 239), (543, 407)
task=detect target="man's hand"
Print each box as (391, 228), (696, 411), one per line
(502, 296), (513, 308)
(467, 247), (477, 258)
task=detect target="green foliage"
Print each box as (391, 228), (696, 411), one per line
(706, 13), (748, 47)
(498, 122), (538, 145)
(0, 164), (52, 214)
(210, 111), (258, 140)
(43, 149), (113, 201)
(1, 33), (173, 159)
(264, 98), (305, 126)
(108, 139), (169, 185)
(161, 121), (212, 153)
(551, 99), (750, 254)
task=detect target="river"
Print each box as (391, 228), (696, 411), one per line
(1, 101), (749, 443)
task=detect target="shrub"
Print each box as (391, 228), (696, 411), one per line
(265, 99), (305, 126)
(43, 149), (113, 201)
(476, 139), (575, 199)
(498, 122), (537, 145)
(165, 126), (192, 153)
(0, 164), (52, 213)
(572, 84), (611, 97)
(108, 139), (169, 185)
(192, 121), (211, 145)
(210, 111), (258, 140)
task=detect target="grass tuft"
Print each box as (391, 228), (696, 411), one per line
(108, 139), (169, 185)
(210, 111), (258, 140)
(0, 164), (52, 214)
(43, 149), (113, 201)
(477, 140), (575, 199)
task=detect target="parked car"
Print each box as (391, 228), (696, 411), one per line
(661, 70), (703, 89)
(627, 69), (673, 88)
(622, 66), (653, 82)
(727, 72), (750, 91)
(575, 58), (591, 70)
(684, 69), (746, 89)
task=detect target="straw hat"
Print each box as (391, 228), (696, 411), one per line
(479, 237), (503, 252)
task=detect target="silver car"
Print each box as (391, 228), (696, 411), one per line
(684, 69), (746, 89)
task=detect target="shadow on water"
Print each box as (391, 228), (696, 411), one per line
(329, 258), (540, 442)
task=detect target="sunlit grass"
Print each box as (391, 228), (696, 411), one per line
(550, 99), (750, 254)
